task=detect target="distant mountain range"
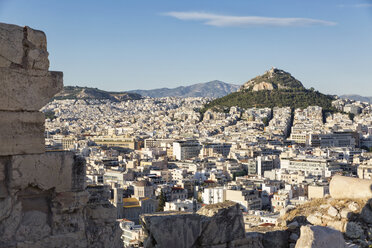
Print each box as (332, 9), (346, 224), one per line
(339, 94), (372, 103)
(53, 86), (142, 102)
(203, 68), (336, 112)
(128, 80), (240, 98)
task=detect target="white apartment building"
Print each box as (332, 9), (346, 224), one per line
(164, 199), (201, 212)
(120, 220), (144, 248)
(202, 187), (225, 205)
(173, 140), (201, 160)
(280, 156), (341, 177)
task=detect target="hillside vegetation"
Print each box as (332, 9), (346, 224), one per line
(53, 86), (142, 102)
(202, 68), (336, 113)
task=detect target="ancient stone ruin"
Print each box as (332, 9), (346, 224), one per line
(0, 22), (122, 248)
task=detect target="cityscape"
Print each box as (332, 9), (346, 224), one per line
(1, 1), (372, 248)
(40, 67), (372, 247)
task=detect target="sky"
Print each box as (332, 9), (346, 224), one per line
(0, 0), (372, 95)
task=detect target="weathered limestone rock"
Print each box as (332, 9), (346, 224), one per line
(327, 221), (345, 232)
(348, 202), (359, 212)
(295, 225), (347, 248)
(0, 201), (23, 244)
(287, 221), (299, 230)
(7, 151), (85, 193)
(85, 185), (123, 248)
(0, 111), (45, 155)
(262, 230), (289, 248)
(340, 208), (352, 219)
(0, 22), (122, 248)
(345, 222), (364, 239)
(245, 233), (265, 248)
(252, 82), (274, 91)
(328, 206), (339, 217)
(0, 68), (63, 111)
(0, 22), (49, 70)
(330, 176), (372, 199)
(360, 202), (372, 224)
(142, 212), (201, 248)
(52, 191), (89, 213)
(141, 201), (246, 248)
(197, 202), (246, 246)
(307, 214), (322, 225)
(86, 204), (118, 222)
(0, 23), (24, 67)
(16, 210), (52, 242)
(0, 197), (12, 221)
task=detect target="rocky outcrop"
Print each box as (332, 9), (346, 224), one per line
(0, 22), (121, 248)
(295, 225), (346, 248)
(141, 201), (290, 248)
(252, 82), (274, 91)
(141, 201), (246, 248)
(238, 67), (304, 92)
(280, 191), (372, 247)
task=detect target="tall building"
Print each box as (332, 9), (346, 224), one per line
(173, 140), (201, 160)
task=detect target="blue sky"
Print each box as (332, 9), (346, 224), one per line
(0, 0), (371, 95)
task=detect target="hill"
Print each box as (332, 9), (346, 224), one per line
(203, 68), (336, 112)
(340, 94), (372, 103)
(53, 86), (142, 102)
(128, 80), (240, 98)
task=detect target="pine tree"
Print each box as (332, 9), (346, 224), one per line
(157, 191), (166, 212)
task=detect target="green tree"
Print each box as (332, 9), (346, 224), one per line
(44, 110), (56, 120)
(348, 113), (355, 121)
(157, 191), (166, 212)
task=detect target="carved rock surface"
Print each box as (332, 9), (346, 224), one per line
(7, 151), (84, 193)
(0, 22), (49, 70)
(0, 68), (63, 111)
(0, 111), (45, 155)
(0, 22), (122, 248)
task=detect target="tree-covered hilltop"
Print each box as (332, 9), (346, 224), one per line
(202, 68), (337, 113)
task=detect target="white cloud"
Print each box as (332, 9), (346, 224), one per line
(163, 11), (337, 27)
(338, 3), (372, 8)
(355, 3), (372, 7)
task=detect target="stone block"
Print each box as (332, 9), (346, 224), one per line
(0, 111), (45, 155)
(0, 22), (49, 70)
(330, 175), (372, 199)
(0, 22), (24, 68)
(8, 151), (85, 193)
(0, 68), (63, 111)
